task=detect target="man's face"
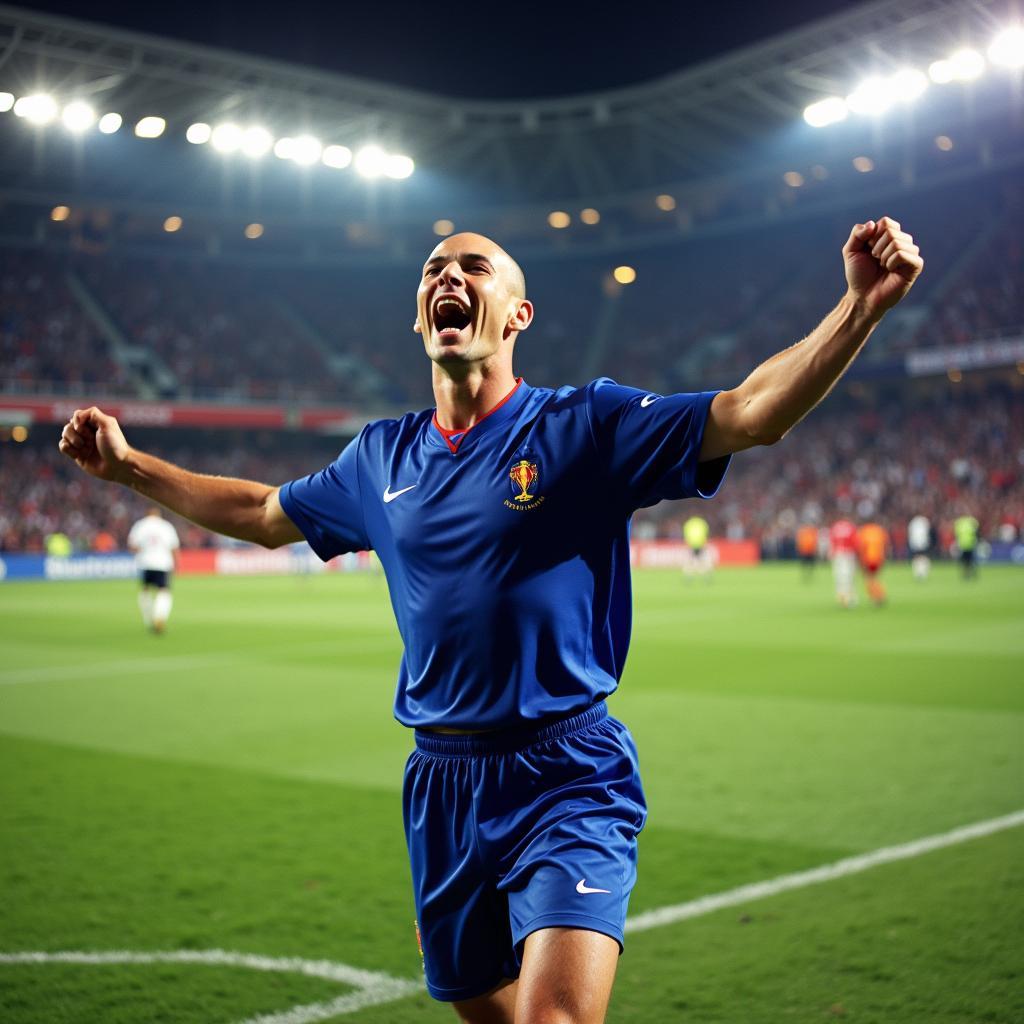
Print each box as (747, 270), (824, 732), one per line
(415, 232), (528, 365)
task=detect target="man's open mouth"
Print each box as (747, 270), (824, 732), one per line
(433, 296), (472, 337)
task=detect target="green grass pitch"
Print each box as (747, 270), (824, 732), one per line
(1, 564), (1022, 1023)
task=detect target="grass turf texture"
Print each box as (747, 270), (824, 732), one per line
(1, 564), (1021, 1022)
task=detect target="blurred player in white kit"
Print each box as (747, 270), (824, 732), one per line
(127, 507), (180, 633)
(908, 513), (933, 580)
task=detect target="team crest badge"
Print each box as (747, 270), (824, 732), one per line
(505, 458), (545, 511)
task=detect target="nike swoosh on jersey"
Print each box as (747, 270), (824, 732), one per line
(575, 878), (611, 894)
(640, 395), (659, 407)
(383, 484), (417, 503)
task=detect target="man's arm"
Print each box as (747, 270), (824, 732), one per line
(700, 217), (923, 461)
(58, 407), (302, 549)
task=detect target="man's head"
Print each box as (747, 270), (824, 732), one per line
(146, 506), (162, 518)
(414, 232), (532, 369)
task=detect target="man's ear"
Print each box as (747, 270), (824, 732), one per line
(508, 299), (534, 334)
(413, 319), (422, 334)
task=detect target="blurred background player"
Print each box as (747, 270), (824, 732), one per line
(796, 522), (818, 580)
(954, 512), (980, 580)
(908, 513), (934, 580)
(682, 513), (713, 581)
(857, 520), (889, 607)
(127, 507), (180, 633)
(829, 517), (858, 607)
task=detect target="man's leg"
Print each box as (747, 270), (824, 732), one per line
(138, 585), (154, 628)
(452, 978), (517, 1024)
(152, 585), (173, 633)
(513, 928), (619, 1024)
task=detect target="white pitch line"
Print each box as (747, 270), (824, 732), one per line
(3, 811), (1021, 1021)
(625, 808), (1024, 933)
(0, 949), (423, 1024)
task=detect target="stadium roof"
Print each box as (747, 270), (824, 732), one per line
(0, 0), (1019, 260)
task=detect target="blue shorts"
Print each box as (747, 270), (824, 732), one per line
(403, 701), (646, 1002)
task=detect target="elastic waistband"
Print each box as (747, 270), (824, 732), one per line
(414, 701), (608, 757)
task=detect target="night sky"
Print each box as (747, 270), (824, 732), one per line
(22, 0), (866, 99)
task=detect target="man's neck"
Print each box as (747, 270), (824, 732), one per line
(432, 362), (519, 431)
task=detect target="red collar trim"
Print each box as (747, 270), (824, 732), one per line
(433, 378), (523, 454)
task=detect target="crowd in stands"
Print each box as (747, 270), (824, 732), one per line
(1, 175), (1020, 411)
(0, 251), (130, 395)
(3, 382), (1021, 558)
(0, 433), (338, 555)
(631, 384), (1024, 556)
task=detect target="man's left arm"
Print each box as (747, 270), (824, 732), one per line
(700, 217), (923, 462)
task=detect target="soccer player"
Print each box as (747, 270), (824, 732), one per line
(127, 506), (181, 633)
(856, 520), (889, 606)
(907, 513), (933, 580)
(829, 516), (858, 608)
(954, 512), (980, 580)
(796, 523), (818, 579)
(59, 217), (921, 1023)
(682, 513), (713, 580)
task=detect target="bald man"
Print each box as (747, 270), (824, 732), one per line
(60, 222), (922, 1023)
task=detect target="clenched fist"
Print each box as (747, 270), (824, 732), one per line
(58, 407), (132, 483)
(843, 216), (923, 318)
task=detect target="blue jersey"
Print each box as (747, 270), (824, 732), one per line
(279, 378), (729, 730)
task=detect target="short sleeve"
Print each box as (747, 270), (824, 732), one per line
(586, 378), (731, 510)
(166, 523), (180, 550)
(278, 431), (370, 560)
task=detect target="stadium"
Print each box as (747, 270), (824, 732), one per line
(1, 0), (1022, 1020)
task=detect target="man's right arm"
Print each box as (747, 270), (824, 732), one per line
(59, 407), (302, 549)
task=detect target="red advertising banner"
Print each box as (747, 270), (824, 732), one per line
(0, 397), (358, 431)
(630, 539), (760, 568)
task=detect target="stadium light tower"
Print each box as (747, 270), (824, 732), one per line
(97, 112), (122, 134)
(210, 123), (241, 152)
(384, 154), (414, 179)
(354, 144), (387, 178)
(989, 26), (1024, 67)
(186, 122), (211, 144)
(61, 100), (96, 132)
(13, 93), (57, 125)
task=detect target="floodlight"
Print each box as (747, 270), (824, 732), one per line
(14, 94), (58, 125)
(891, 68), (928, 102)
(384, 153), (414, 179)
(803, 96), (847, 127)
(580, 208), (600, 225)
(354, 144), (387, 177)
(186, 122), (211, 144)
(655, 193), (676, 211)
(613, 266), (636, 285)
(989, 27), (1024, 68)
(135, 116), (166, 138)
(847, 77), (893, 116)
(948, 48), (986, 80)
(783, 171), (804, 187)
(547, 210), (570, 229)
(273, 137), (294, 160)
(51, 206), (71, 222)
(97, 113), (122, 134)
(291, 135), (323, 165)
(244, 223), (264, 239)
(61, 101), (97, 132)
(928, 59), (954, 83)
(211, 123), (242, 153)
(163, 216), (182, 233)
(433, 219), (454, 236)
(0, 92), (14, 113)
(322, 144), (352, 169)
(241, 126), (272, 158)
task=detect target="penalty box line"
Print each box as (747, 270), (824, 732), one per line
(625, 808), (1024, 934)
